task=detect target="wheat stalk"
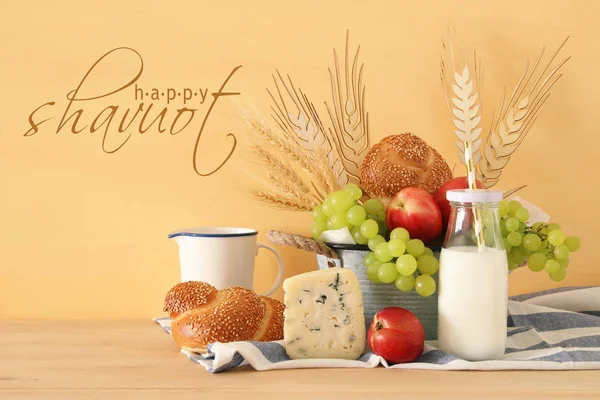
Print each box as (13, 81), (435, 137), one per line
(266, 172), (320, 207)
(249, 144), (307, 190)
(246, 116), (329, 188)
(503, 184), (527, 198)
(239, 104), (337, 210)
(325, 30), (370, 184)
(441, 33), (484, 168)
(265, 171), (308, 198)
(244, 114), (334, 198)
(239, 32), (375, 211)
(247, 117), (308, 167)
(478, 38), (570, 187)
(268, 71), (347, 189)
(441, 31), (486, 249)
(312, 147), (338, 194)
(250, 190), (316, 211)
(248, 143), (321, 209)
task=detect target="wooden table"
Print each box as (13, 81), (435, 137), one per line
(1, 321), (599, 399)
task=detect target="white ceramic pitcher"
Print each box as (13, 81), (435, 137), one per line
(168, 227), (284, 296)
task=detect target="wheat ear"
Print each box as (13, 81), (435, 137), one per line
(250, 190), (316, 211)
(249, 144), (308, 191)
(478, 38), (570, 187)
(441, 31), (485, 249)
(244, 115), (334, 198)
(248, 144), (321, 209)
(326, 30), (370, 184)
(441, 33), (484, 168)
(248, 117), (324, 181)
(265, 172), (313, 200)
(268, 71), (347, 189)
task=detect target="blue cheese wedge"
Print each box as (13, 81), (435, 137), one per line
(283, 267), (365, 359)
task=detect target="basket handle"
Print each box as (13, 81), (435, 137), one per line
(267, 230), (339, 259)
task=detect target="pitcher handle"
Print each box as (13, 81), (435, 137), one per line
(256, 243), (285, 297)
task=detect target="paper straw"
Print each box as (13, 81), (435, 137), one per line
(464, 142), (485, 251)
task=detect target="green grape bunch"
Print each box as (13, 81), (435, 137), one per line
(312, 184), (388, 242)
(365, 227), (438, 297)
(497, 199), (582, 282)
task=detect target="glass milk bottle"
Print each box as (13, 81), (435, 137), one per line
(437, 189), (508, 361)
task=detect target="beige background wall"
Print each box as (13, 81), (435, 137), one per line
(1, 0), (598, 319)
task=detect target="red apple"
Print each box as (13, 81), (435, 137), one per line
(386, 187), (442, 243)
(434, 177), (485, 227)
(368, 307), (425, 364)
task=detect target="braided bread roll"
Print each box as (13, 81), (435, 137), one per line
(361, 133), (453, 198)
(163, 281), (285, 353)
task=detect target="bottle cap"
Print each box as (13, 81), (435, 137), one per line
(446, 189), (503, 203)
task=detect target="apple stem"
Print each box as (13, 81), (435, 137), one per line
(375, 321), (384, 331)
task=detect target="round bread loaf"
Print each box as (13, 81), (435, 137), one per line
(163, 281), (285, 353)
(361, 133), (452, 197)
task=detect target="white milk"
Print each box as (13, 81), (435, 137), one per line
(437, 246), (508, 361)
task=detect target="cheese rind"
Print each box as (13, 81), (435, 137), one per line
(283, 267), (366, 359)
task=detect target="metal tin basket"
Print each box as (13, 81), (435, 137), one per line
(268, 231), (440, 340)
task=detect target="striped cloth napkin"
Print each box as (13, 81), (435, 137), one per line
(155, 286), (600, 373)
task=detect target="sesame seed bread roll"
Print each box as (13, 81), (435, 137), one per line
(163, 281), (285, 353)
(361, 133), (452, 197)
